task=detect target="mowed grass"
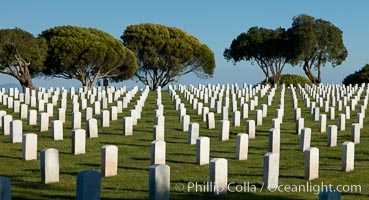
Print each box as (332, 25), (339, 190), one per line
(0, 86), (369, 200)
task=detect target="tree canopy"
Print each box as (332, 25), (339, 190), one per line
(261, 74), (312, 85)
(289, 14), (348, 84)
(121, 23), (215, 90)
(0, 28), (46, 90)
(343, 64), (369, 85)
(40, 25), (137, 89)
(224, 26), (297, 85)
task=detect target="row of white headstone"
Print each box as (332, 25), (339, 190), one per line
(148, 88), (231, 198)
(149, 87), (238, 199)
(1, 82), (364, 199)
(149, 88), (170, 200)
(0, 85), (152, 141)
(147, 84), (271, 199)
(148, 83), (367, 199)
(0, 86), (154, 188)
(172, 84), (283, 192)
(1, 85), (166, 200)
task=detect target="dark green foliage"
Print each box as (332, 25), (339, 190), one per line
(289, 14), (348, 83)
(261, 74), (312, 85)
(40, 26), (137, 88)
(224, 14), (347, 85)
(0, 28), (47, 90)
(343, 64), (369, 85)
(280, 74), (312, 85)
(224, 26), (297, 85)
(121, 23), (215, 90)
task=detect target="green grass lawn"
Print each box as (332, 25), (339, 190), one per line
(0, 86), (368, 200)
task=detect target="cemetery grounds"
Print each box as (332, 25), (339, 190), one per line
(0, 84), (368, 199)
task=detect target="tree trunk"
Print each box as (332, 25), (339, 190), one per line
(87, 82), (93, 90)
(270, 75), (280, 87)
(87, 79), (98, 90)
(79, 76), (97, 90)
(19, 77), (35, 92)
(274, 75), (280, 87)
(265, 76), (270, 84)
(303, 63), (321, 84)
(10, 56), (36, 92)
(317, 64), (322, 84)
(150, 82), (159, 91)
(16, 64), (35, 92)
(304, 69), (320, 84)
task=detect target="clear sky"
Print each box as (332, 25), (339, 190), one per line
(1, 0), (369, 89)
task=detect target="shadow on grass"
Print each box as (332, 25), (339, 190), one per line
(41, 194), (74, 199)
(125, 129), (152, 135)
(167, 152), (195, 156)
(341, 192), (369, 198)
(167, 159), (194, 165)
(122, 142), (148, 148)
(60, 171), (78, 176)
(0, 154), (21, 159)
(232, 172), (263, 177)
(119, 165), (148, 171)
(81, 162), (100, 168)
(98, 129), (124, 135)
(279, 174), (305, 179)
(101, 197), (146, 200)
(165, 140), (186, 144)
(98, 187), (307, 200)
(131, 157), (150, 162)
(170, 192), (299, 200)
(137, 138), (154, 142)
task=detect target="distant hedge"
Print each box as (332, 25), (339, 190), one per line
(343, 64), (369, 85)
(280, 74), (312, 85)
(261, 74), (312, 85)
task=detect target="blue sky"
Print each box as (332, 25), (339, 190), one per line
(1, 0), (369, 89)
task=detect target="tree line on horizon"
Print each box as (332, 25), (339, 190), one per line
(0, 24), (215, 91)
(224, 14), (348, 85)
(0, 14), (363, 91)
